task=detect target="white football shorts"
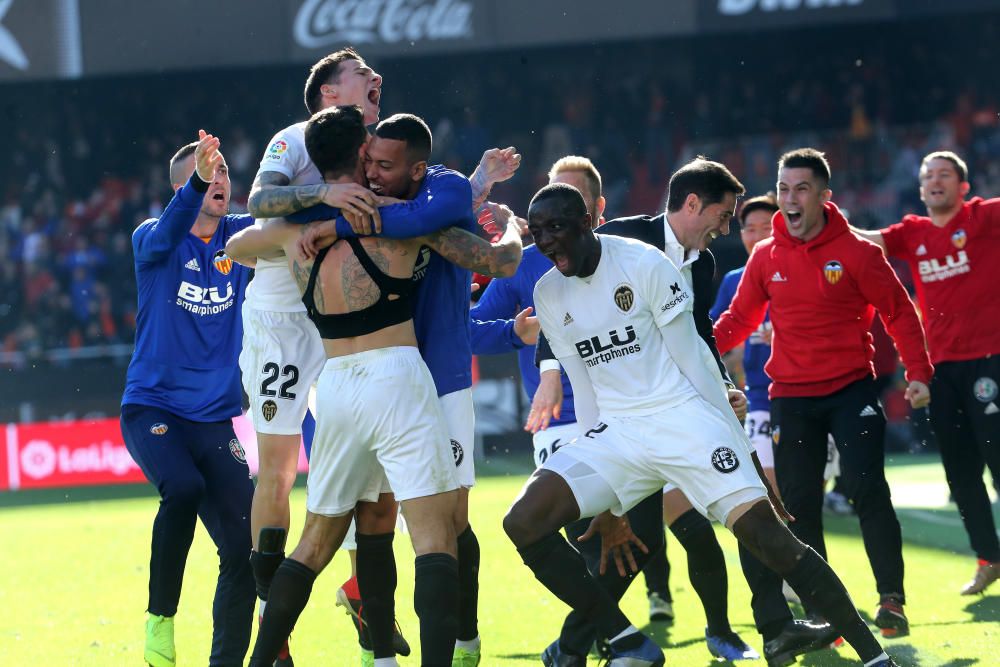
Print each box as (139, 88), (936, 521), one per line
(532, 422), (583, 468)
(542, 396), (766, 526)
(438, 387), (476, 488)
(745, 409), (774, 469)
(239, 304), (325, 436)
(307, 346), (458, 516)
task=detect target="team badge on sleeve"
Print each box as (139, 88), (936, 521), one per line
(262, 400), (278, 422)
(951, 229), (967, 249)
(228, 438), (247, 463)
(823, 260), (843, 284)
(974, 377), (998, 403)
(613, 284), (635, 313)
(711, 446), (740, 473)
(268, 140), (288, 155)
(213, 250), (234, 276)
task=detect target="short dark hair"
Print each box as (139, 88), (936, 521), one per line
(739, 192), (778, 229)
(303, 47), (363, 115)
(528, 183), (588, 220)
(304, 105), (367, 178)
(169, 141), (198, 184)
(665, 157), (746, 213)
(374, 113), (432, 163)
(778, 148), (832, 185)
(921, 150), (968, 183)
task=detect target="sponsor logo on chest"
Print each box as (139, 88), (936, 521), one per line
(575, 326), (641, 367)
(917, 250), (970, 283)
(176, 280), (236, 316)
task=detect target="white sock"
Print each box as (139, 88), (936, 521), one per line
(455, 635), (481, 651)
(609, 625), (639, 644)
(373, 658), (399, 667)
(864, 652), (889, 666)
(258, 599), (266, 617)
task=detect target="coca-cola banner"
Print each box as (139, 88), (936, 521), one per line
(2, 0), (999, 81)
(1, 415), (309, 492)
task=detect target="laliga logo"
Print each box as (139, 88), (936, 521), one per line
(0, 0), (29, 71)
(718, 0), (862, 14)
(293, 0), (473, 49)
(20, 438), (139, 479)
(20, 439), (57, 479)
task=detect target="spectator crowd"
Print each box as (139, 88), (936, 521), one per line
(2, 13), (998, 364)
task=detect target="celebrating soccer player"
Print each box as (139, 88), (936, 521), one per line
(853, 150), (1000, 596)
(715, 148), (934, 638)
(120, 131), (256, 667)
(506, 182), (898, 667)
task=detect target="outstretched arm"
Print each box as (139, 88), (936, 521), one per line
(247, 171), (378, 220)
(849, 225), (887, 252)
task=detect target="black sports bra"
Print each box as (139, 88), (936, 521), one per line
(302, 237), (414, 339)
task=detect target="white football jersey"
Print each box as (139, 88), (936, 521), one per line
(247, 122), (323, 312)
(534, 235), (699, 418)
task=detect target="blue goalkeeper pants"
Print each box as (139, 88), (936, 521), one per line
(121, 403), (255, 667)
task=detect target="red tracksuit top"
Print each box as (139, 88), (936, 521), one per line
(714, 201), (933, 399)
(882, 197), (1000, 364)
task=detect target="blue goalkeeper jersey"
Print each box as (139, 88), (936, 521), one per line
(122, 175), (253, 421)
(470, 244), (576, 426)
(710, 267), (771, 412)
(287, 165), (477, 396)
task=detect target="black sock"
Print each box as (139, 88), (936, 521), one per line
(357, 532), (397, 658)
(249, 559), (316, 667)
(642, 529), (671, 600)
(784, 547), (882, 662)
(414, 553), (459, 666)
(737, 542), (793, 640)
(249, 550), (285, 602)
(670, 509), (731, 636)
(517, 532), (630, 640)
(456, 525), (481, 642)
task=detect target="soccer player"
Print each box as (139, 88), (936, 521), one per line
(120, 131), (256, 667)
(473, 157), (774, 664)
(852, 151), (1000, 595)
(233, 109), (523, 666)
(243, 47), (390, 664)
(508, 182), (899, 667)
(238, 105), (468, 667)
(243, 47), (516, 663)
(714, 148), (934, 638)
(531, 160), (838, 665)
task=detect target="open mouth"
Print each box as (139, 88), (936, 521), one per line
(786, 211), (802, 226)
(369, 183), (383, 194)
(367, 87), (381, 107)
(546, 251), (571, 272)
(211, 192), (225, 202)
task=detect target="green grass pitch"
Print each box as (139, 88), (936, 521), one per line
(1, 454), (996, 665)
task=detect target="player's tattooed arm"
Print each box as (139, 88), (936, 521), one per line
(423, 217), (523, 278)
(249, 172), (379, 220)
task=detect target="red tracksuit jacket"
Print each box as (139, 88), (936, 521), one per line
(713, 201), (933, 399)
